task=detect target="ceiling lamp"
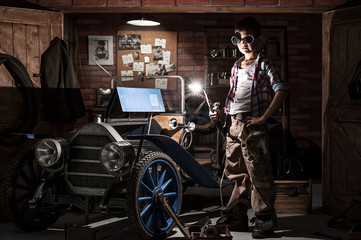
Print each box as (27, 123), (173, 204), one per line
(126, 14), (160, 27)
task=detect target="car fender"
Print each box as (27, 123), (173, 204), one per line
(127, 134), (219, 188)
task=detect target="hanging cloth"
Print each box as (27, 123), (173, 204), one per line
(40, 37), (85, 122)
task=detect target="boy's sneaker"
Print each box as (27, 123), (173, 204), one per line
(252, 218), (275, 238)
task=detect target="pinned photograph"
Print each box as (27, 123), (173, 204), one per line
(122, 53), (134, 65)
(155, 78), (167, 89)
(146, 63), (168, 76)
(158, 51), (170, 65)
(165, 63), (176, 73)
(155, 38), (166, 48)
(134, 51), (140, 60)
(137, 72), (145, 82)
(88, 35), (113, 65)
(118, 34), (141, 50)
(133, 62), (145, 72)
(141, 44), (152, 54)
(152, 46), (163, 61)
(121, 70), (133, 81)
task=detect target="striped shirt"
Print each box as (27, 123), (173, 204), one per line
(224, 53), (288, 117)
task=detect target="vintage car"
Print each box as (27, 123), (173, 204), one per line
(2, 76), (220, 240)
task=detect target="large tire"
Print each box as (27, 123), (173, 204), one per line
(126, 152), (182, 240)
(0, 54), (37, 146)
(1, 150), (60, 231)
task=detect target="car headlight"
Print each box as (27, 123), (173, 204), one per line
(35, 138), (67, 171)
(100, 141), (134, 176)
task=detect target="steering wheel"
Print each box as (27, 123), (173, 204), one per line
(184, 92), (216, 132)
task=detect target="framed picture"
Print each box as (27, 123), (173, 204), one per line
(88, 35), (114, 65)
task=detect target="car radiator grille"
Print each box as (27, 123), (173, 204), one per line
(66, 131), (118, 195)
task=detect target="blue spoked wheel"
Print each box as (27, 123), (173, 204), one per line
(1, 150), (61, 231)
(126, 151), (182, 240)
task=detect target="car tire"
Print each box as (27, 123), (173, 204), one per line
(126, 151), (182, 240)
(1, 150), (61, 231)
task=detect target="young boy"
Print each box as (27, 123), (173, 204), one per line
(210, 17), (288, 238)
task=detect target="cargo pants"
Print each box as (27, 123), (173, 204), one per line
(223, 115), (277, 220)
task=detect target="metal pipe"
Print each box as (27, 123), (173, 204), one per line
(111, 77), (115, 89)
(201, 89), (212, 110)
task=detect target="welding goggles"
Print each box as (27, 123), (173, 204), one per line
(231, 34), (255, 45)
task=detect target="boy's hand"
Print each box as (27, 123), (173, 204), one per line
(245, 116), (266, 127)
(209, 110), (220, 121)
(210, 102), (222, 122)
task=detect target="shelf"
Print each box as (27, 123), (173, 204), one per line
(264, 56), (282, 60)
(191, 146), (214, 152)
(208, 84), (229, 88)
(275, 180), (311, 184)
(195, 158), (212, 166)
(271, 111), (284, 116)
(92, 107), (106, 112)
(207, 57), (238, 60)
(208, 55), (281, 60)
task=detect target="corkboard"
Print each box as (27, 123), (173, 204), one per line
(116, 30), (177, 89)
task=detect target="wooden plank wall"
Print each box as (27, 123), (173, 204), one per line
(0, 6), (64, 136)
(322, 5), (361, 216)
(0, 6), (63, 87)
(0, 6), (63, 223)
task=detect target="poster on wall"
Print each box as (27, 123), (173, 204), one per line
(116, 30), (177, 88)
(88, 35), (114, 65)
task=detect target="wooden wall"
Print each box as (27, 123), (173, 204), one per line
(322, 5), (361, 216)
(0, 6), (63, 223)
(0, 6), (63, 86)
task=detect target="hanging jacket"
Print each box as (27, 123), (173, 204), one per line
(40, 37), (85, 123)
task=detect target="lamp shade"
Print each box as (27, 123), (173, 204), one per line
(126, 14), (160, 27)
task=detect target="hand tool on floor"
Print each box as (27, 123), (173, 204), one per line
(163, 197), (232, 239)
